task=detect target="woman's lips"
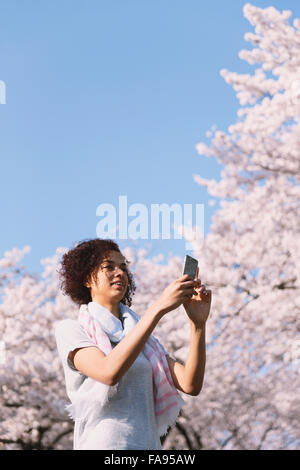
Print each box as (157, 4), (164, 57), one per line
(111, 283), (125, 289)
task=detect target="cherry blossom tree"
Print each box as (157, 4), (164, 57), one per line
(0, 246), (75, 449)
(175, 2), (300, 449)
(1, 3), (300, 450)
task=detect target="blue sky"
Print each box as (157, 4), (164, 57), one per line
(1, 0), (299, 275)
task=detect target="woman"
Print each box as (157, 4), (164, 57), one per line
(55, 238), (211, 450)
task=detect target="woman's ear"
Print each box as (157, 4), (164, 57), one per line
(84, 276), (91, 289)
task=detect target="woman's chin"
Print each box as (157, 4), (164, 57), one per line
(110, 290), (125, 300)
(107, 285), (127, 302)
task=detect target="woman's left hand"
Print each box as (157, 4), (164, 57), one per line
(183, 267), (212, 328)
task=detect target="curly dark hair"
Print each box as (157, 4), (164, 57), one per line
(57, 238), (136, 307)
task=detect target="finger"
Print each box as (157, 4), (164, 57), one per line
(182, 278), (201, 287)
(181, 284), (196, 292)
(194, 283), (204, 292)
(200, 287), (211, 297)
(181, 273), (200, 282)
(188, 290), (197, 298)
(182, 288), (198, 298)
(180, 274), (193, 281)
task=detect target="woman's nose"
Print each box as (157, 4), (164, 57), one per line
(113, 267), (126, 276)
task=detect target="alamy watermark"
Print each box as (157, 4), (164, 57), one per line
(96, 195), (204, 250)
(0, 80), (6, 104)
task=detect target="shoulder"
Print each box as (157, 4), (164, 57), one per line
(54, 318), (97, 366)
(54, 318), (90, 344)
(54, 318), (79, 336)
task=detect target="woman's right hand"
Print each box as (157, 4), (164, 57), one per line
(155, 275), (199, 315)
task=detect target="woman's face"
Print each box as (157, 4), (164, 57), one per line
(86, 250), (129, 302)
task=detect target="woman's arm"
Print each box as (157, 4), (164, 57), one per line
(167, 269), (211, 396)
(73, 275), (197, 385)
(166, 321), (206, 396)
(73, 302), (164, 385)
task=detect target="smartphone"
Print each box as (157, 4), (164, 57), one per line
(183, 255), (198, 279)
